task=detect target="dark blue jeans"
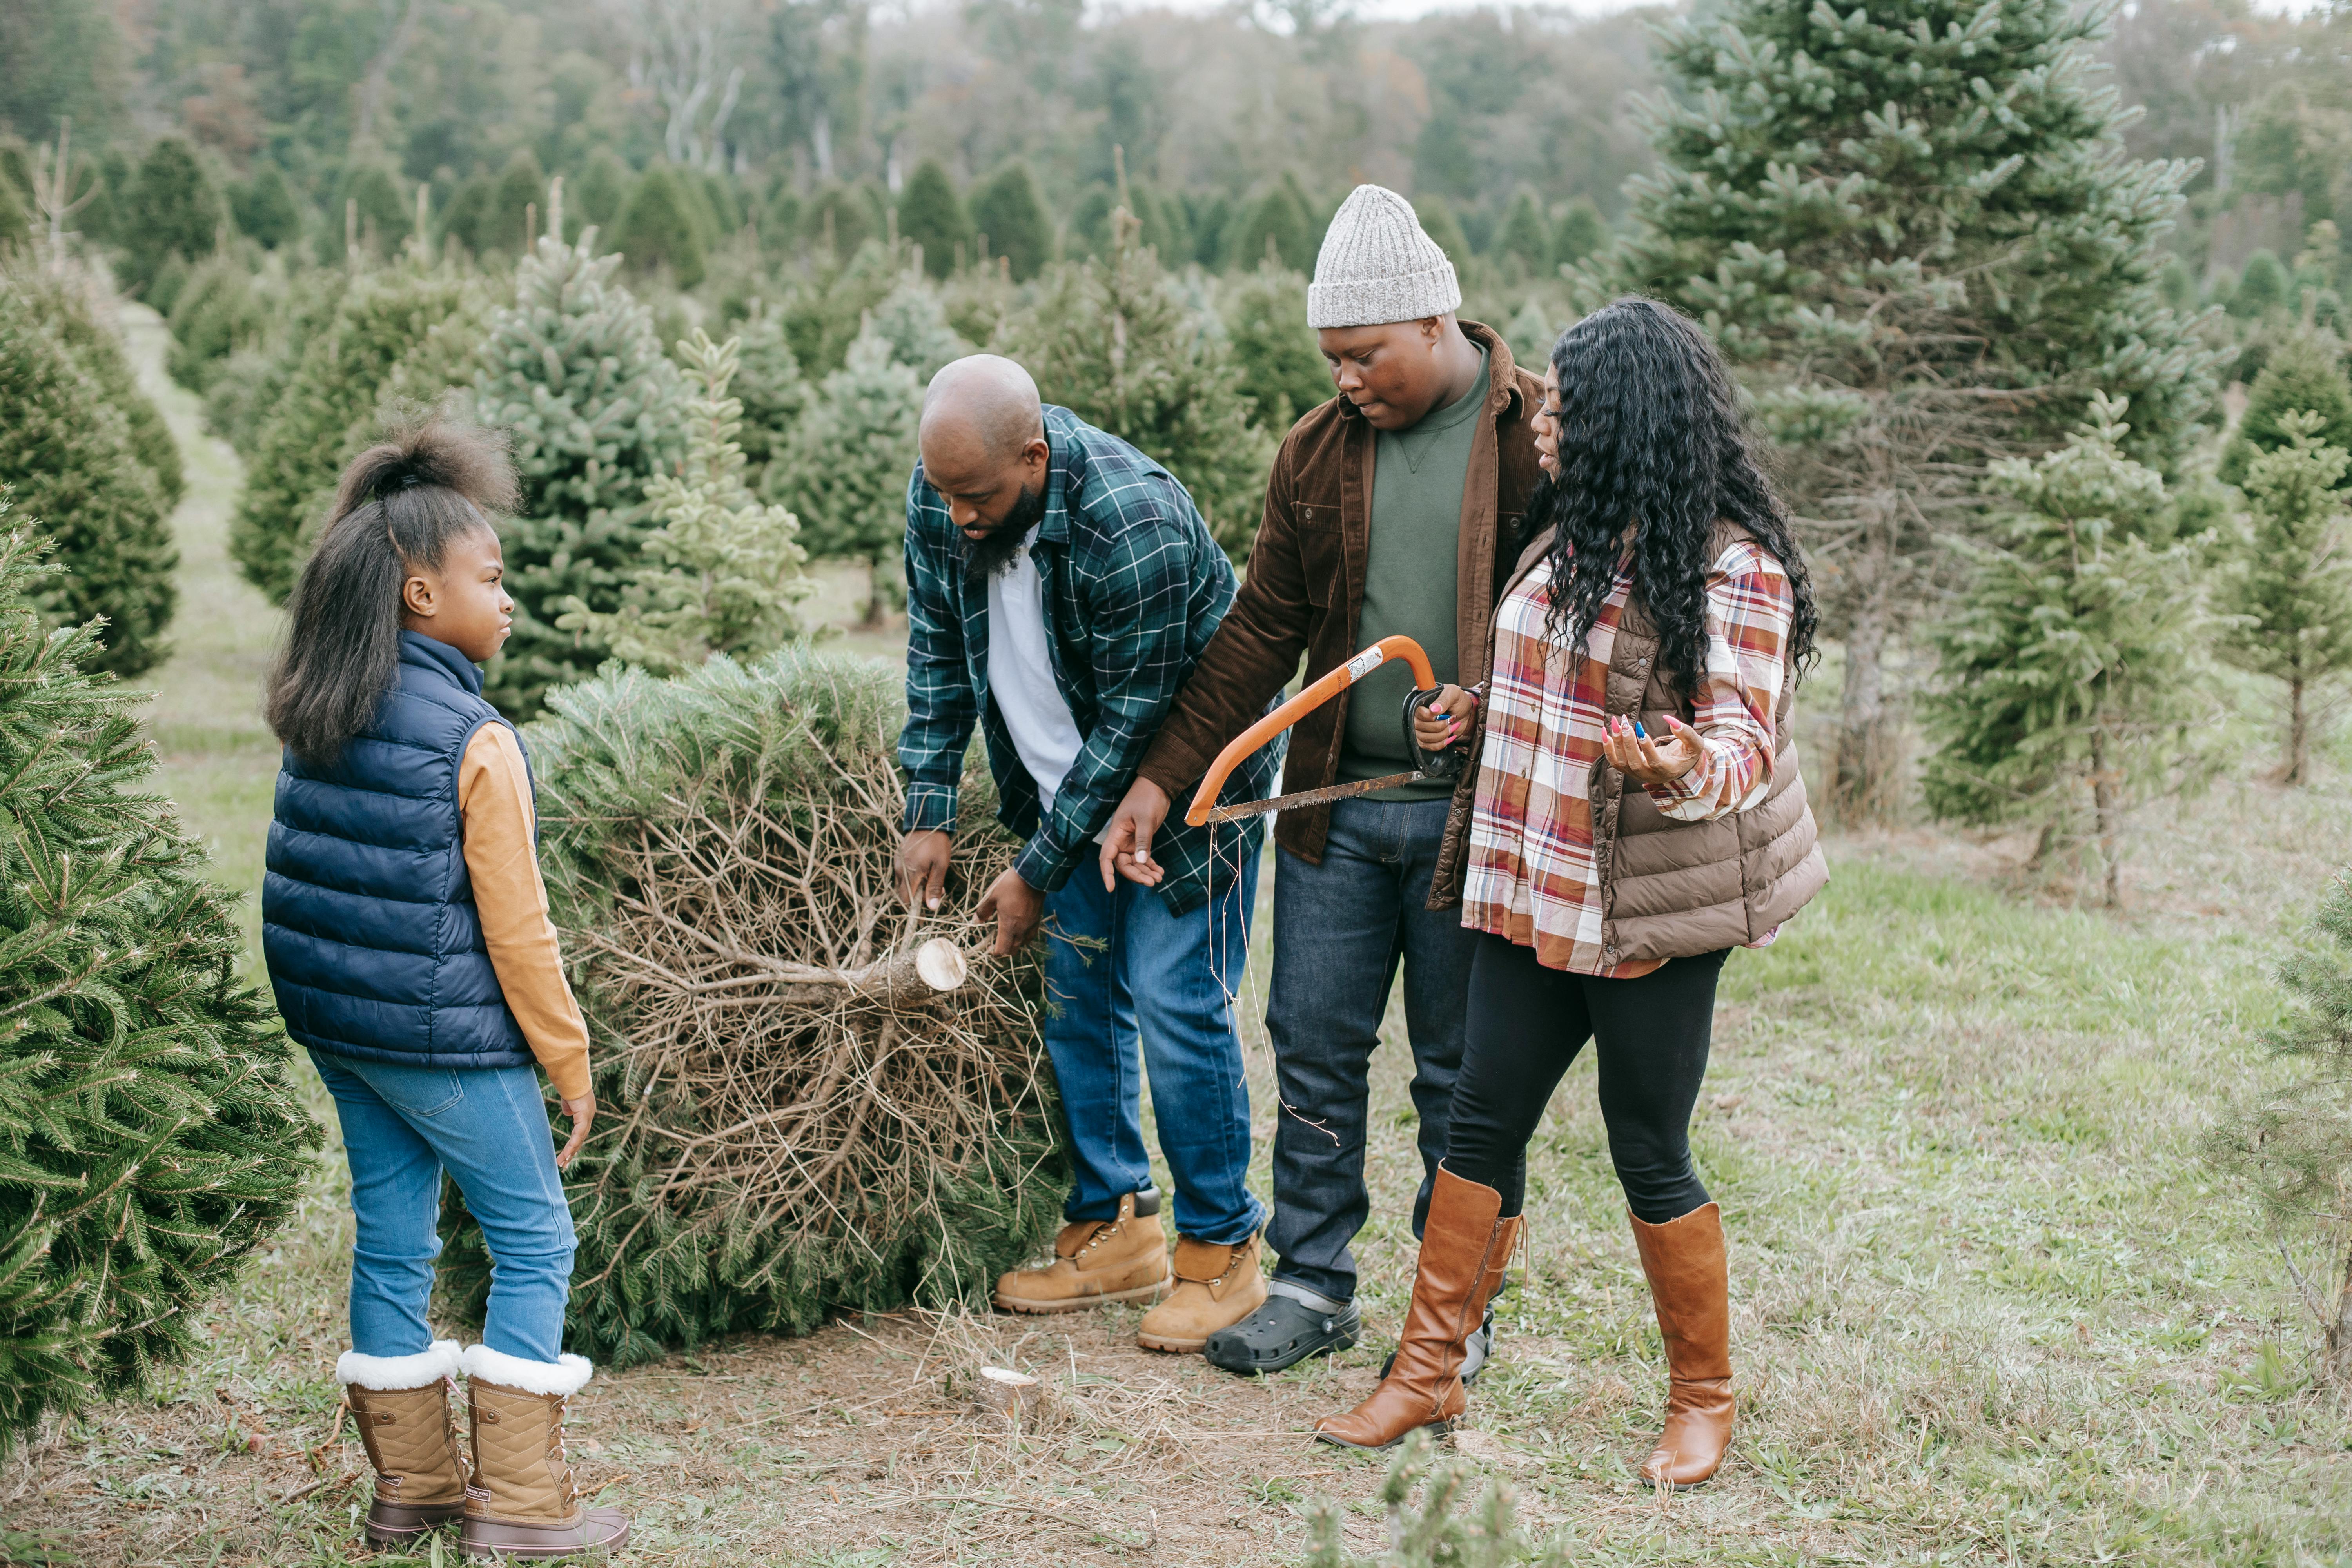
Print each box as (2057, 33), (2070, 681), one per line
(1263, 796), (1477, 1304)
(1042, 850), (1265, 1245)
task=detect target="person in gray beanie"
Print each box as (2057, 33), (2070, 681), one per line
(1099, 183), (1548, 1379)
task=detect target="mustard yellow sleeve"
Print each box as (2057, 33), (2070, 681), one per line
(458, 724), (593, 1102)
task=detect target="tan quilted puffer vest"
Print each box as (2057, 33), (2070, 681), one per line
(1431, 522), (1828, 966)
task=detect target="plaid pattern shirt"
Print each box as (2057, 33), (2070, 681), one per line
(900, 405), (1281, 912)
(1461, 538), (1794, 976)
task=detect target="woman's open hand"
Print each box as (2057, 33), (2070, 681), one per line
(1603, 713), (1704, 786)
(1411, 685), (1479, 753)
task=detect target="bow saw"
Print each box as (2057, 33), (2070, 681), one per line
(1184, 635), (1470, 827)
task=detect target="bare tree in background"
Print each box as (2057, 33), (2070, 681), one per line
(620, 0), (747, 172)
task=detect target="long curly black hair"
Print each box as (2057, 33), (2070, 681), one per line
(1536, 297), (1816, 699)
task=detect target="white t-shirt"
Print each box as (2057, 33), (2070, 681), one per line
(985, 528), (1089, 821)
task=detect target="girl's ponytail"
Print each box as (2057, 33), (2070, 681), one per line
(265, 419), (519, 765)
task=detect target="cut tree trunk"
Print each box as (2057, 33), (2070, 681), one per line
(2091, 724), (2122, 907)
(2287, 673), (2310, 786)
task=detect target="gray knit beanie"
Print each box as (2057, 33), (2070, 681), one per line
(1307, 184), (1462, 330)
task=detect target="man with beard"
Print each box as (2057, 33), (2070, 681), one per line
(1098, 185), (1548, 1380)
(895, 354), (1283, 1354)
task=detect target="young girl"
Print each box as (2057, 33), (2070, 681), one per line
(1315, 298), (1826, 1483)
(263, 422), (630, 1559)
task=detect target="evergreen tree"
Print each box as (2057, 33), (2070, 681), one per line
(0, 175), (25, 254)
(869, 276), (969, 379)
(1553, 197), (1605, 267)
(612, 163), (707, 287)
(896, 158), (969, 280)
(2234, 249), (2290, 319)
(122, 137), (221, 298)
(1495, 189), (1551, 276)
(229, 268), (477, 601)
(164, 254), (263, 394)
(1505, 298), (1564, 370)
(1223, 261), (1330, 433)
(2204, 871), (2352, 1385)
(203, 266), (347, 461)
(730, 302), (806, 474)
(24, 269), (183, 513)
(487, 148), (547, 257)
(0, 513), (317, 1453)
(571, 149), (632, 236)
(2221, 335), (2352, 490)
(1187, 190), (1233, 269)
(228, 162), (298, 249)
(1306, 1430), (1568, 1568)
(437, 171), (494, 258)
(971, 161), (1051, 282)
(1922, 395), (2211, 906)
(559, 330), (810, 673)
(341, 162), (408, 254)
(697, 170), (744, 239)
(1003, 206), (1273, 560)
(1606, 0), (2220, 821)
(775, 324), (922, 624)
(1227, 181), (1314, 272)
(0, 286), (177, 676)
(474, 222), (687, 716)
(2215, 413), (2352, 785)
(803, 181), (881, 258)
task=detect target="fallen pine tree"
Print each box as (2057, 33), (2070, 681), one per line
(439, 650), (1064, 1365)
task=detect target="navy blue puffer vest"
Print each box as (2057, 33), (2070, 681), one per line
(263, 632), (534, 1070)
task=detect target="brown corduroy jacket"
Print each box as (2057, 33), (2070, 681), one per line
(1133, 321), (1548, 864)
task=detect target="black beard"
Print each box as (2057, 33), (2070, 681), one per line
(957, 481), (1048, 583)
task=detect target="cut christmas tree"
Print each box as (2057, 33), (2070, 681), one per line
(437, 651), (1062, 1365)
(0, 507), (319, 1452)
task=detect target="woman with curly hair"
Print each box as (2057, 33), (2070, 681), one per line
(1314, 298), (1827, 1483)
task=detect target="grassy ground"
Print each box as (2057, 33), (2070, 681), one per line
(1, 306), (2348, 1564)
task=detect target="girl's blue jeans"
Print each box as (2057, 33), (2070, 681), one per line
(309, 1049), (576, 1365)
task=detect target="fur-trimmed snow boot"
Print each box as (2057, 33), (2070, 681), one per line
(338, 1339), (468, 1546)
(457, 1346), (631, 1561)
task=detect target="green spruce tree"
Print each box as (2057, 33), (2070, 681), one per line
(897, 159), (971, 280)
(1413, 196), (1470, 271)
(776, 322), (922, 624)
(1223, 261), (1330, 433)
(1004, 206), (1272, 560)
(868, 276), (968, 379)
(1922, 395), (2211, 905)
(436, 172), (493, 259)
(0, 284), (177, 676)
(228, 162), (298, 249)
(122, 137), (221, 299)
(474, 218), (687, 715)
(20, 267), (184, 511)
(2215, 412), (2352, 785)
(0, 175), (26, 254)
(2205, 872), (2352, 1385)
(164, 254), (264, 394)
(730, 302), (806, 474)
(1552, 197), (1605, 267)
(0, 511), (317, 1453)
(1495, 189), (1551, 277)
(1306, 1431), (1568, 1568)
(559, 330), (810, 673)
(802, 182), (881, 259)
(342, 162), (408, 246)
(1227, 181), (1314, 272)
(612, 163), (707, 287)
(571, 149), (632, 236)
(1607, 0), (2221, 820)
(971, 161), (1051, 282)
(2234, 249), (2290, 319)
(487, 148), (547, 258)
(2220, 335), (2352, 489)
(230, 267), (478, 602)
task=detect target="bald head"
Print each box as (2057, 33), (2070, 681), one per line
(921, 354), (1051, 541)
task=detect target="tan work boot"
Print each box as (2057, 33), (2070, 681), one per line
(1137, 1232), (1267, 1354)
(993, 1190), (1172, 1313)
(457, 1347), (631, 1561)
(338, 1341), (468, 1546)
(1630, 1202), (1735, 1488)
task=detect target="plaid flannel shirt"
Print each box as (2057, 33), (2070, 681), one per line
(1460, 538), (1794, 975)
(899, 405), (1282, 913)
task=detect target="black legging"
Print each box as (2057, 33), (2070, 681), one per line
(1443, 933), (1728, 1223)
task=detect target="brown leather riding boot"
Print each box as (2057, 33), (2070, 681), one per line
(1315, 1167), (1521, 1450)
(457, 1348), (631, 1561)
(993, 1189), (1172, 1313)
(1136, 1233), (1267, 1353)
(1631, 1202), (1735, 1488)
(339, 1341), (468, 1545)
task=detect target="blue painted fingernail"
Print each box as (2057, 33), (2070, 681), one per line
(1633, 720), (1648, 739)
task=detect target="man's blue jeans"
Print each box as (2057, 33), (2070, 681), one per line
(1263, 796), (1477, 1304)
(310, 1050), (576, 1365)
(1043, 850), (1264, 1245)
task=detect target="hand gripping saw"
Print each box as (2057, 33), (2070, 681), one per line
(1183, 635), (1471, 828)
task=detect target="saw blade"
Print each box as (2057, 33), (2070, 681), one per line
(1200, 769), (1431, 825)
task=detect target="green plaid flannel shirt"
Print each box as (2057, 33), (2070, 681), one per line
(899, 405), (1281, 913)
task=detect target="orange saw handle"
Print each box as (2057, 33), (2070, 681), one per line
(1183, 635), (1441, 828)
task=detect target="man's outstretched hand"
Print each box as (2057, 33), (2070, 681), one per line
(976, 866), (1045, 955)
(1099, 777), (1172, 890)
(896, 828), (953, 911)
